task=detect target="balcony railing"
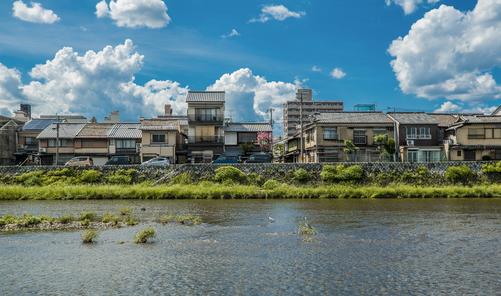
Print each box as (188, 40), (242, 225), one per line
(353, 136), (367, 145)
(188, 114), (224, 122)
(188, 136), (224, 144)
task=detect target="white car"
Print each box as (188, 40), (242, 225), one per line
(141, 157), (171, 167)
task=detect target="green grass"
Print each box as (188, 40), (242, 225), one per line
(0, 183), (501, 200)
(134, 227), (156, 243)
(159, 214), (202, 225)
(81, 229), (98, 244)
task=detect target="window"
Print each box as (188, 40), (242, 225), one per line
(323, 128), (337, 140)
(25, 137), (36, 145)
(195, 108), (219, 121)
(48, 139), (72, 147)
(418, 127), (431, 139)
(406, 127), (417, 139)
(238, 132), (257, 144)
(457, 150), (462, 157)
(407, 150), (418, 163)
(373, 128), (387, 135)
(494, 129), (501, 139)
(116, 139), (136, 149)
(468, 128), (485, 139)
(151, 134), (166, 143)
(353, 129), (367, 145)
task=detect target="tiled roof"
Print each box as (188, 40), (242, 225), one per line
(388, 112), (439, 124)
(186, 91), (225, 102)
(225, 122), (272, 132)
(427, 113), (460, 127)
(462, 115), (501, 123)
(108, 123), (142, 139)
(76, 123), (114, 138)
(315, 112), (392, 124)
(140, 119), (179, 131)
(22, 118), (58, 131)
(37, 123), (86, 139)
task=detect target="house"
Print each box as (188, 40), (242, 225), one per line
(445, 115), (501, 161)
(108, 123), (142, 164)
(74, 123), (115, 165)
(139, 118), (180, 163)
(37, 123), (86, 165)
(186, 91), (225, 163)
(0, 115), (20, 165)
(297, 112), (394, 163)
(224, 122), (272, 158)
(387, 112), (444, 162)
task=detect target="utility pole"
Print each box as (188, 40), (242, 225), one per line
(268, 108), (274, 155)
(55, 114), (60, 166)
(299, 92), (304, 163)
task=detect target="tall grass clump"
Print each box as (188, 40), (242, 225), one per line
(445, 165), (475, 185)
(213, 166), (247, 184)
(134, 227), (156, 243)
(106, 169), (136, 185)
(298, 217), (316, 239)
(81, 229), (98, 244)
(170, 172), (193, 185)
(79, 211), (98, 221)
(102, 213), (120, 226)
(262, 179), (281, 190)
(159, 214), (202, 225)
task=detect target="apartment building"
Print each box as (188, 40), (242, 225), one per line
(186, 91), (225, 162)
(388, 112), (445, 162)
(295, 112), (394, 163)
(445, 115), (501, 161)
(283, 89), (343, 137)
(224, 122), (272, 158)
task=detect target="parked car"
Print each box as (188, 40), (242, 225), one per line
(212, 155), (240, 164)
(105, 156), (131, 166)
(141, 157), (170, 167)
(244, 153), (272, 163)
(64, 156), (93, 167)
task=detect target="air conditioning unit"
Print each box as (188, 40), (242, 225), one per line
(406, 140), (415, 147)
(39, 148), (47, 153)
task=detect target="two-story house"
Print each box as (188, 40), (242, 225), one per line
(224, 122), (272, 159)
(300, 112), (394, 162)
(139, 118), (179, 163)
(445, 115), (501, 161)
(37, 123), (86, 165)
(108, 123), (142, 164)
(387, 112), (444, 162)
(186, 91), (225, 163)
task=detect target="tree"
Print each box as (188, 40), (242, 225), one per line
(257, 132), (272, 152)
(374, 134), (396, 161)
(343, 140), (358, 161)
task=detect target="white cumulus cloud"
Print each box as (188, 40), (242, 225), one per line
(388, 0), (501, 102)
(434, 101), (498, 114)
(330, 68), (346, 79)
(385, 0), (440, 15)
(0, 40), (188, 119)
(207, 68), (299, 125)
(221, 29), (240, 39)
(250, 5), (305, 23)
(435, 101), (461, 113)
(95, 0), (171, 29)
(12, 0), (60, 24)
(311, 65), (322, 72)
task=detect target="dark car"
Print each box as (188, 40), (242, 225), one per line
(244, 153), (272, 163)
(105, 156), (131, 165)
(212, 155), (240, 164)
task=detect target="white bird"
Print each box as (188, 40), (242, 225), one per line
(268, 217), (275, 223)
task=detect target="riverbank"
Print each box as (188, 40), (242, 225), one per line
(1, 183), (501, 200)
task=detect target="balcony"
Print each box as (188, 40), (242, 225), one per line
(188, 136), (224, 145)
(188, 114), (224, 123)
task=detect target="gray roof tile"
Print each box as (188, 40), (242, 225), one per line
(315, 112), (392, 124)
(108, 123), (142, 139)
(186, 91), (225, 102)
(388, 112), (439, 124)
(225, 122), (272, 132)
(37, 123), (86, 139)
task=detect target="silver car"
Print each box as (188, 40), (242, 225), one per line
(141, 157), (171, 167)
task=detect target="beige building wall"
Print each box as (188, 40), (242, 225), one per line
(140, 130), (177, 161)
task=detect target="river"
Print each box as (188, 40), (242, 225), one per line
(1, 199), (500, 295)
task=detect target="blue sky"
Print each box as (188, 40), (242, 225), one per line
(0, 0), (500, 131)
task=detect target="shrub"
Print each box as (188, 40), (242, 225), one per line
(47, 168), (74, 177)
(482, 161), (501, 173)
(57, 215), (74, 224)
(170, 172), (193, 185)
(19, 214), (42, 227)
(321, 165), (364, 183)
(79, 211), (97, 221)
(262, 179), (280, 190)
(400, 166), (435, 186)
(119, 207), (132, 216)
(15, 171), (44, 186)
(81, 229), (98, 244)
(106, 169), (136, 185)
(78, 170), (102, 184)
(293, 168), (310, 184)
(482, 155), (492, 161)
(213, 166), (247, 184)
(247, 173), (264, 186)
(125, 215), (139, 226)
(445, 165), (474, 185)
(134, 227), (156, 243)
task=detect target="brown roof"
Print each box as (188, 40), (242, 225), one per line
(76, 123), (114, 138)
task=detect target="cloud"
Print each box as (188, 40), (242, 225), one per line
(434, 101), (498, 114)
(330, 68), (346, 79)
(221, 29), (240, 39)
(389, 0), (501, 102)
(95, 0), (171, 29)
(250, 5), (305, 23)
(12, 0), (60, 24)
(311, 65), (322, 72)
(385, 0), (440, 15)
(0, 40), (188, 119)
(207, 68), (299, 128)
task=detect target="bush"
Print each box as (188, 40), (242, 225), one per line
(247, 173), (264, 186)
(57, 215), (74, 224)
(321, 165), (364, 183)
(134, 227), (156, 243)
(399, 166), (435, 186)
(262, 179), (280, 190)
(81, 229), (98, 244)
(47, 168), (74, 177)
(78, 170), (102, 184)
(170, 172), (193, 185)
(293, 168), (310, 184)
(106, 169), (136, 185)
(102, 213), (119, 225)
(213, 166), (247, 184)
(125, 215), (139, 226)
(445, 165), (474, 185)
(79, 211), (97, 221)
(15, 171), (44, 186)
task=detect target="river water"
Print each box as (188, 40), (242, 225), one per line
(1, 199), (500, 295)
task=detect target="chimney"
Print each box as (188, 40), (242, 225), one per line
(164, 104), (172, 116)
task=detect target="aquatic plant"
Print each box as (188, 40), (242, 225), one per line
(159, 214), (202, 225)
(79, 211), (98, 221)
(57, 215), (75, 224)
(134, 227), (156, 243)
(119, 207), (132, 216)
(102, 213), (120, 225)
(81, 229), (98, 244)
(298, 217), (316, 236)
(125, 215), (139, 226)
